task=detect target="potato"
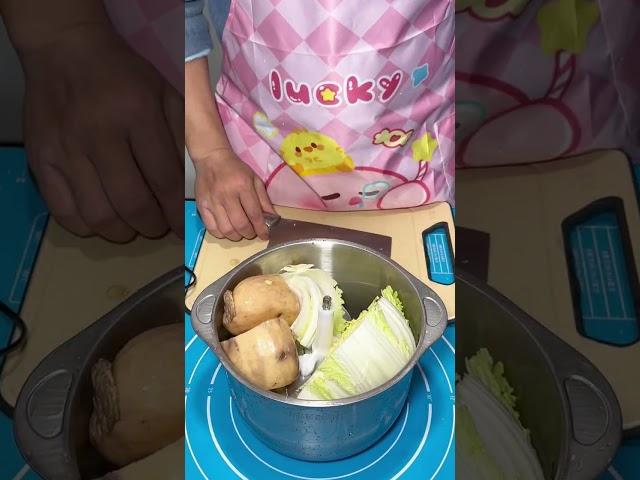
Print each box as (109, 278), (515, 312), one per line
(223, 274), (300, 335)
(90, 323), (183, 467)
(222, 318), (299, 390)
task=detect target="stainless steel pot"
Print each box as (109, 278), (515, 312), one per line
(191, 238), (449, 461)
(13, 267), (183, 480)
(457, 270), (622, 480)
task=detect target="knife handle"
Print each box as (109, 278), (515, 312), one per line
(264, 212), (281, 230)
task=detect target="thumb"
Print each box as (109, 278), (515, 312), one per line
(253, 176), (275, 214)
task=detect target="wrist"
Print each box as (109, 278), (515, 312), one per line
(186, 112), (234, 167)
(191, 146), (237, 170)
(3, 1), (112, 56)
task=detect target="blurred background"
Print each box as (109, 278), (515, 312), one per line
(0, 4), (184, 478)
(0, 19), (23, 144)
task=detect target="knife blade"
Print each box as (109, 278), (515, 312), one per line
(264, 213), (392, 257)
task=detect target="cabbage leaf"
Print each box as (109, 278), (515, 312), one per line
(457, 349), (544, 480)
(281, 264), (345, 348)
(297, 287), (416, 400)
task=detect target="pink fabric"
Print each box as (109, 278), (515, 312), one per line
(456, 0), (640, 168)
(103, 0), (184, 95)
(216, 0), (455, 210)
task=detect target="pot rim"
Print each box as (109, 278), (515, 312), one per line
(194, 238), (447, 408)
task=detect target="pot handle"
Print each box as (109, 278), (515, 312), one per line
(542, 332), (622, 479)
(13, 321), (107, 480)
(406, 272), (449, 358)
(190, 272), (231, 350)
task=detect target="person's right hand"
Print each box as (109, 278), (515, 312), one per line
(194, 149), (275, 241)
(20, 24), (184, 242)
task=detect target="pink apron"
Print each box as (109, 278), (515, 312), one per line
(104, 0), (184, 95)
(456, 0), (640, 168)
(215, 0), (455, 210)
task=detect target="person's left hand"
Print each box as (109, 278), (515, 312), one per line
(20, 24), (184, 242)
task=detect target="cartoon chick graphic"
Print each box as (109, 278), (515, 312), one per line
(412, 131), (439, 162)
(280, 130), (355, 176)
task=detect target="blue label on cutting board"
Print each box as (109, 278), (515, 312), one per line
(568, 209), (638, 345)
(423, 226), (455, 286)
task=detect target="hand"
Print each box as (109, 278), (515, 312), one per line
(20, 24), (184, 242)
(194, 149), (274, 241)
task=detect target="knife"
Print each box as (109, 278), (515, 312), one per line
(264, 213), (392, 257)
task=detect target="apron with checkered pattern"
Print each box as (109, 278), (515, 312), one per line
(215, 0), (454, 210)
(104, 0), (183, 95)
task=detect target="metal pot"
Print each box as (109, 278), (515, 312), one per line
(13, 267), (183, 480)
(457, 270), (621, 480)
(191, 238), (449, 462)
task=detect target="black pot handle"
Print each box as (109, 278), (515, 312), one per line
(14, 319), (106, 480)
(540, 330), (622, 480)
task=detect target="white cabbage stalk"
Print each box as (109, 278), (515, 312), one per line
(298, 296), (334, 377)
(281, 264), (345, 348)
(297, 287), (416, 400)
(457, 376), (545, 480)
(456, 402), (506, 480)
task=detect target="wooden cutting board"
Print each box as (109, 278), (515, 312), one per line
(185, 202), (455, 320)
(457, 150), (640, 429)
